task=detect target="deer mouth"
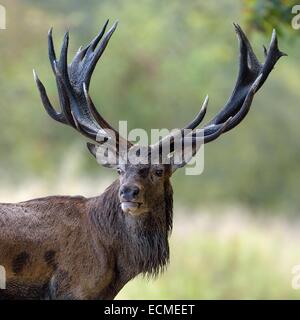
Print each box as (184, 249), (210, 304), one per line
(120, 201), (142, 214)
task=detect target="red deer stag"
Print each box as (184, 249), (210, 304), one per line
(0, 21), (285, 299)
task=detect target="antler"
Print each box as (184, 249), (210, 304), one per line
(34, 23), (285, 167)
(34, 20), (132, 151)
(152, 24), (286, 159)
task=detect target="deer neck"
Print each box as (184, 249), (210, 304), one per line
(89, 179), (173, 277)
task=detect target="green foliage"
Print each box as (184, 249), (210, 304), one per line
(243, 0), (297, 35)
(0, 0), (298, 212)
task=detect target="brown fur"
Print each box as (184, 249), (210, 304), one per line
(0, 167), (173, 300)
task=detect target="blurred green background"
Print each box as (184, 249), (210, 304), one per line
(0, 0), (300, 299)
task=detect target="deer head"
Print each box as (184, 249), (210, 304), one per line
(33, 20), (285, 217)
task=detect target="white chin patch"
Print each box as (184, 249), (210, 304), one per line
(121, 202), (140, 214)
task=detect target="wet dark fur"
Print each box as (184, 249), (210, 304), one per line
(0, 179), (173, 300)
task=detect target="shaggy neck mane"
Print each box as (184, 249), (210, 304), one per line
(91, 179), (173, 277)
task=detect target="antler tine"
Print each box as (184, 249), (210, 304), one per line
(72, 20), (109, 66)
(34, 28), (72, 126)
(86, 20), (110, 54)
(58, 31), (70, 81)
(33, 69), (67, 124)
(184, 95), (208, 130)
(257, 28), (287, 89)
(52, 60), (77, 127)
(48, 28), (56, 73)
(152, 95), (208, 151)
(233, 23), (261, 79)
(46, 29), (77, 127)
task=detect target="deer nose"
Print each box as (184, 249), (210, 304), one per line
(119, 185), (140, 201)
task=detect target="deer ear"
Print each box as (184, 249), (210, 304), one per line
(86, 143), (119, 169)
(87, 142), (97, 158)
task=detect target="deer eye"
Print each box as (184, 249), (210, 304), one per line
(138, 168), (149, 178)
(155, 169), (164, 177)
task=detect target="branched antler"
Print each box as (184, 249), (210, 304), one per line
(152, 24), (286, 163)
(34, 20), (132, 151)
